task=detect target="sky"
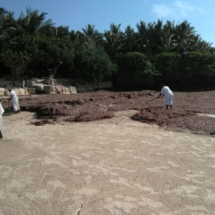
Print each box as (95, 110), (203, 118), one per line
(1, 0), (214, 46)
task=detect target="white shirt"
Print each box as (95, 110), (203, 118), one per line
(161, 86), (173, 96)
(10, 90), (18, 101)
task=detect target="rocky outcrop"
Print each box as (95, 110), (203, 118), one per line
(4, 88), (28, 96)
(0, 78), (113, 95)
(43, 85), (77, 94)
(0, 88), (5, 96)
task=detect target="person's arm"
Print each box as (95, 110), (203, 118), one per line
(8, 94), (12, 101)
(157, 87), (165, 99)
(157, 93), (164, 99)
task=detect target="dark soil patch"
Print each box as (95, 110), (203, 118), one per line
(65, 111), (113, 122)
(132, 106), (193, 126)
(30, 119), (55, 126)
(10, 90), (215, 135)
(131, 106), (215, 135)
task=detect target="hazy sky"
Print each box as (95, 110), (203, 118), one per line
(1, 0), (214, 46)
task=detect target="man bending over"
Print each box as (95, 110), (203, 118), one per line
(157, 84), (174, 110)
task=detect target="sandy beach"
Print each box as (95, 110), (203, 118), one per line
(0, 110), (215, 214)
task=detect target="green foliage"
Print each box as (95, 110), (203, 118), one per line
(154, 52), (215, 81)
(0, 6), (214, 86)
(117, 52), (157, 79)
(17, 7), (53, 35)
(33, 35), (74, 75)
(183, 52), (215, 77)
(1, 34), (37, 79)
(74, 45), (117, 82)
(154, 52), (179, 81)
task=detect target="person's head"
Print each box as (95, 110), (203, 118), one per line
(8, 88), (12, 92)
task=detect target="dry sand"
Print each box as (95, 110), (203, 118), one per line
(0, 111), (215, 214)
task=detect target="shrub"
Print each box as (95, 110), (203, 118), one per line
(74, 45), (117, 82)
(117, 52), (158, 79)
(154, 52), (180, 81)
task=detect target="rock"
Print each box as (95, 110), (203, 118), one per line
(12, 88), (27, 95)
(43, 85), (52, 94)
(43, 85), (77, 94)
(19, 88), (28, 95)
(26, 88), (36, 94)
(4, 89), (9, 96)
(69, 86), (77, 94)
(0, 88), (5, 96)
(52, 85), (63, 94)
(26, 80), (35, 88)
(61, 86), (69, 94)
(34, 84), (45, 91)
(4, 88), (27, 96)
(32, 78), (44, 84)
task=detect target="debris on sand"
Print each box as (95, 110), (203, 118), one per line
(14, 90), (215, 135)
(132, 106), (193, 125)
(30, 119), (55, 126)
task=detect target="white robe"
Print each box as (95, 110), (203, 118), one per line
(10, 90), (20, 111)
(165, 94), (173, 105)
(12, 99), (20, 111)
(0, 103), (4, 131)
(161, 86), (174, 105)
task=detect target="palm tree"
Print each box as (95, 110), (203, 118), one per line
(172, 21), (195, 53)
(159, 21), (176, 52)
(103, 23), (123, 59)
(136, 21), (150, 53)
(81, 24), (103, 47)
(0, 8), (16, 42)
(51, 25), (70, 38)
(149, 20), (163, 54)
(122, 25), (137, 53)
(160, 31), (176, 52)
(69, 30), (86, 46)
(194, 39), (213, 52)
(17, 7), (53, 35)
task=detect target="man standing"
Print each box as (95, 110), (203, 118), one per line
(157, 84), (174, 109)
(0, 102), (4, 138)
(8, 89), (20, 113)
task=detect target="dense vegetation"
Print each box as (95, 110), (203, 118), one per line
(0, 7), (215, 89)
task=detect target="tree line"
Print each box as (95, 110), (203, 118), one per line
(0, 7), (215, 89)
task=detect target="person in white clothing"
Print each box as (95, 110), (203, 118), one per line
(157, 84), (174, 109)
(0, 102), (4, 138)
(8, 89), (20, 113)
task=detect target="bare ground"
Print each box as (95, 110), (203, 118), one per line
(0, 110), (215, 214)
(6, 90), (215, 136)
